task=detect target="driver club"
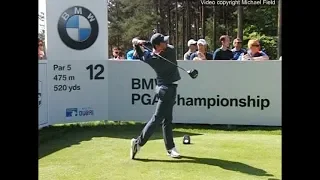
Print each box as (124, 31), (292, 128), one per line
(140, 44), (199, 79)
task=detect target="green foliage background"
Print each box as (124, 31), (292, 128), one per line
(108, 0), (280, 59)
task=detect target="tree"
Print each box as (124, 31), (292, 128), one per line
(108, 0), (159, 55)
(107, 0), (280, 59)
(277, 0), (282, 59)
(237, 6), (243, 40)
(38, 12), (45, 40)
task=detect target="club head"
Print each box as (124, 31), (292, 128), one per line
(187, 69), (198, 79)
(183, 135), (191, 144)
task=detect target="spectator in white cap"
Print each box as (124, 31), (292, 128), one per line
(183, 39), (197, 60)
(190, 39), (213, 60)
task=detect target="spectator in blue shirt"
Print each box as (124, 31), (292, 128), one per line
(231, 38), (246, 60)
(212, 35), (233, 60)
(238, 39), (269, 61)
(126, 49), (135, 60)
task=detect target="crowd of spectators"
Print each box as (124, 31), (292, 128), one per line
(113, 34), (277, 61)
(39, 35), (279, 61)
(183, 35), (269, 61)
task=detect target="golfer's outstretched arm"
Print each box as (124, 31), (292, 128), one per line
(134, 44), (153, 63)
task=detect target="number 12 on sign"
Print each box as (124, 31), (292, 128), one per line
(86, 64), (105, 80)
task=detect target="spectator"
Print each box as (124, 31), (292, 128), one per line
(126, 50), (134, 60)
(112, 47), (118, 59)
(183, 39), (197, 60)
(38, 39), (46, 60)
(111, 47), (125, 60)
(212, 35), (233, 60)
(118, 51), (125, 59)
(127, 37), (140, 60)
(111, 47), (119, 59)
(189, 39), (213, 60)
(259, 41), (267, 54)
(231, 38), (246, 60)
(238, 39), (269, 61)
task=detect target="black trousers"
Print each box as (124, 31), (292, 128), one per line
(136, 84), (177, 150)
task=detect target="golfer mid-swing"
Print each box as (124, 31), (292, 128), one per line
(130, 33), (181, 159)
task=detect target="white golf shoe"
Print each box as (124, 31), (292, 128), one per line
(130, 138), (140, 159)
(167, 147), (180, 158)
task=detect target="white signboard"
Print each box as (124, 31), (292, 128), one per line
(39, 61), (49, 129)
(48, 60), (108, 124)
(107, 60), (281, 126)
(46, 0), (108, 60)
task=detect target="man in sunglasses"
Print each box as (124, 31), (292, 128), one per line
(238, 39), (269, 61)
(231, 38), (246, 60)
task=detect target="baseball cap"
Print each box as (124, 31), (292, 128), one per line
(197, 39), (207, 45)
(150, 33), (169, 45)
(187, 39), (197, 47)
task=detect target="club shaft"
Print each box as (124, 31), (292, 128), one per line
(142, 45), (187, 72)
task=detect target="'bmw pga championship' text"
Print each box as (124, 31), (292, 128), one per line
(131, 78), (270, 110)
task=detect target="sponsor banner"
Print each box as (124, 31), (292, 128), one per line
(39, 61), (49, 129)
(47, 60), (108, 124)
(41, 60), (281, 126)
(107, 60), (281, 126)
(65, 107), (95, 119)
(46, 0), (108, 60)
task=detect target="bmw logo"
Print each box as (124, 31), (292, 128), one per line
(58, 6), (99, 50)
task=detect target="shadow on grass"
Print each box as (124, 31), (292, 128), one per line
(135, 155), (273, 177)
(173, 123), (281, 132)
(39, 122), (202, 159)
